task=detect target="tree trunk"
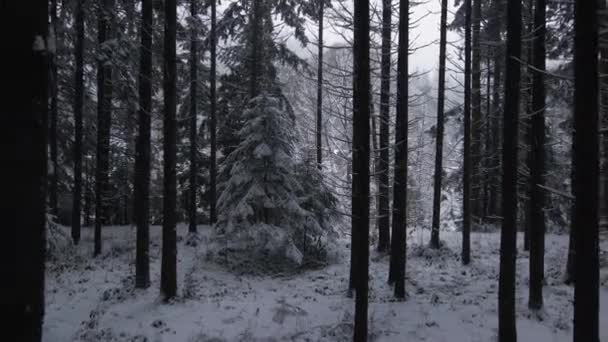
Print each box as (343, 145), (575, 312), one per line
(490, 0), (503, 219)
(316, 0), (324, 169)
(209, 0), (217, 224)
(352, 0), (371, 338)
(161, 0), (178, 300)
(528, 0), (546, 310)
(135, 0), (153, 290)
(376, 0), (392, 253)
(389, 0), (409, 299)
(95, 0), (115, 257)
(462, 0), (472, 266)
(4, 2), (48, 340)
(72, 0), (85, 245)
(498, 0), (521, 340)
(471, 0), (482, 221)
(573, 0), (599, 340)
(430, 0), (449, 249)
(49, 0), (58, 217)
(188, 0), (198, 234)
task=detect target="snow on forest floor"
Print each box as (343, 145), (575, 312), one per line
(43, 224), (608, 342)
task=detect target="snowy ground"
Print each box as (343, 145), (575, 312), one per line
(43, 224), (608, 341)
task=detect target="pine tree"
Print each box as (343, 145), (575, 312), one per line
(95, 0), (115, 257)
(376, 0), (392, 253)
(572, 0), (599, 340)
(462, 0), (472, 266)
(471, 0), (482, 220)
(135, 0), (153, 290)
(316, 0), (324, 169)
(72, 0), (85, 245)
(209, 0), (218, 224)
(389, 0), (409, 299)
(352, 0), (371, 339)
(188, 0), (198, 234)
(4, 1), (48, 339)
(498, 0), (521, 339)
(161, 0), (178, 300)
(528, 0), (546, 310)
(49, 0), (59, 217)
(430, 0), (449, 249)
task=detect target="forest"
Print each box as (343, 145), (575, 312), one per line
(3, 0), (608, 341)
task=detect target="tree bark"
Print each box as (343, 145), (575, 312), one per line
(49, 0), (59, 217)
(352, 0), (371, 338)
(316, 0), (324, 169)
(430, 0), (449, 249)
(209, 0), (218, 224)
(572, 0), (599, 340)
(161, 0), (178, 300)
(528, 0), (546, 311)
(188, 0), (198, 234)
(3, 2), (48, 340)
(471, 0), (482, 221)
(72, 0), (85, 245)
(498, 0), (521, 340)
(376, 0), (392, 253)
(95, 0), (115, 257)
(135, 0), (153, 290)
(462, 0), (472, 266)
(389, 0), (409, 299)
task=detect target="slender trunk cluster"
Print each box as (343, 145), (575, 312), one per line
(462, 0), (472, 266)
(316, 0), (324, 169)
(209, 0), (218, 225)
(188, 0), (198, 234)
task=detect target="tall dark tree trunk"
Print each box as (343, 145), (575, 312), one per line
(4, 2), (48, 340)
(430, 0), (448, 249)
(352, 0), (371, 338)
(135, 0), (153, 290)
(490, 0), (503, 219)
(95, 0), (114, 257)
(528, 0), (546, 310)
(188, 0), (198, 234)
(573, 0), (599, 340)
(388, 0), (409, 299)
(209, 0), (217, 224)
(462, 0), (472, 266)
(72, 0), (85, 245)
(161, 0), (178, 300)
(316, 0), (324, 169)
(376, 0), (392, 253)
(498, 0), (521, 339)
(471, 0), (482, 221)
(49, 0), (58, 217)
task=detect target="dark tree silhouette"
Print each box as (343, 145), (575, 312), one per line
(572, 0), (599, 340)
(188, 0), (198, 234)
(430, 0), (448, 249)
(209, 0), (218, 224)
(161, 0), (178, 300)
(95, 0), (115, 257)
(4, 1), (48, 340)
(135, 0), (153, 289)
(528, 0), (546, 310)
(316, 0), (324, 169)
(352, 0), (371, 338)
(462, 0), (472, 266)
(72, 0), (85, 245)
(377, 0), (392, 253)
(498, 0), (521, 339)
(389, 0), (409, 299)
(49, 0), (58, 217)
